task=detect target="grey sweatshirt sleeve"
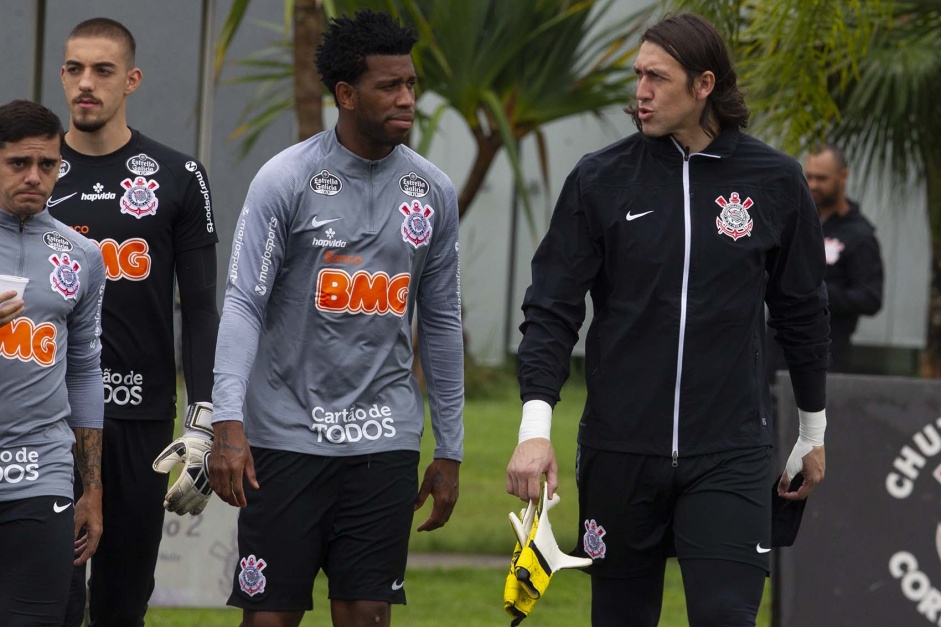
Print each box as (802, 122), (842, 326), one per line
(417, 175), (464, 461)
(212, 167), (293, 424)
(65, 248), (106, 429)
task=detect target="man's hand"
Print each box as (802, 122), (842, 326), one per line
(73, 489), (102, 566)
(0, 290), (24, 327)
(414, 458), (459, 532)
(72, 427), (102, 566)
(778, 444), (825, 501)
(208, 420), (258, 508)
(153, 402), (215, 515)
(506, 438), (557, 502)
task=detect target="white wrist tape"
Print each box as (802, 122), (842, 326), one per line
(797, 408), (826, 446)
(785, 408), (826, 481)
(518, 400), (552, 444)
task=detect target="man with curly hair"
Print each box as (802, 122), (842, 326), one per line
(209, 9), (464, 627)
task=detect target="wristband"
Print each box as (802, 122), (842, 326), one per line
(518, 400), (552, 444)
(184, 401), (214, 439)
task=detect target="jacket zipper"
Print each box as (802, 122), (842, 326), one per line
(672, 147), (692, 467)
(670, 140), (721, 467)
(17, 218), (27, 276)
(368, 161), (377, 232)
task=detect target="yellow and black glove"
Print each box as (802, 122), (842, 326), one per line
(504, 485), (592, 624)
(504, 501), (538, 625)
(515, 484), (593, 601)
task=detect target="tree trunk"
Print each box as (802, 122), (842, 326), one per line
(458, 132), (503, 218)
(294, 0), (324, 141)
(921, 152), (941, 377)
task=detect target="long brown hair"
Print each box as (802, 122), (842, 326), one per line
(627, 13), (749, 138)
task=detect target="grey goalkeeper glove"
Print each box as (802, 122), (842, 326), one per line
(153, 401), (214, 515)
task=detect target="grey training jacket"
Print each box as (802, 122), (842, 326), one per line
(213, 129), (463, 460)
(0, 209), (105, 502)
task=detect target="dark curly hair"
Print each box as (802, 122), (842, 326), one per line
(0, 100), (64, 148)
(628, 13), (749, 138)
(315, 9), (417, 98)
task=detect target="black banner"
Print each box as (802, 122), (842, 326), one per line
(774, 373), (941, 627)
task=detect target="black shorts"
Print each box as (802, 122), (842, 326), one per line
(0, 495), (74, 625)
(229, 448), (419, 611)
(574, 445), (771, 578)
(66, 417), (175, 627)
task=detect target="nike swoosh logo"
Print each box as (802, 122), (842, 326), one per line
(311, 216), (342, 228)
(626, 210), (654, 221)
(391, 579), (404, 591)
(53, 501), (72, 513)
(756, 543), (771, 553)
(46, 193), (78, 208)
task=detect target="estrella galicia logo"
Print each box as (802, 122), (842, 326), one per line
(126, 153), (160, 176)
(58, 160), (71, 179)
(399, 172), (429, 198)
(42, 231), (74, 252)
(310, 170), (342, 196)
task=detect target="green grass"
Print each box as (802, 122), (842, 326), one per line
(146, 565), (770, 626)
(157, 368), (770, 625)
(410, 372), (583, 555)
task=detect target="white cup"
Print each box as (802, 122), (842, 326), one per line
(0, 275), (29, 301)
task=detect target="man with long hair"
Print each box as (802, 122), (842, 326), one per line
(507, 13), (830, 626)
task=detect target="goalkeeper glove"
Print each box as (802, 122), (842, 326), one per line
(153, 402), (214, 515)
(504, 502), (539, 625)
(514, 483), (592, 601)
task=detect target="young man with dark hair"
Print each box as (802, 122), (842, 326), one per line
(49, 17), (220, 627)
(209, 9), (463, 627)
(0, 99), (105, 626)
(506, 13), (831, 626)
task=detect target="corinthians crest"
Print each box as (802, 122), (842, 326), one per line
(238, 554), (267, 597)
(399, 200), (434, 248)
(715, 192), (754, 240)
(583, 518), (607, 559)
(120, 176), (160, 218)
(49, 253), (81, 300)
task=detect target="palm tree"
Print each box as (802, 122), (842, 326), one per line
(214, 0), (332, 150)
(393, 0), (653, 218)
(666, 0), (941, 373)
(214, 0), (655, 220)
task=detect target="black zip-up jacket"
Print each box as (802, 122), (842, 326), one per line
(821, 200), (883, 370)
(518, 128), (830, 459)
